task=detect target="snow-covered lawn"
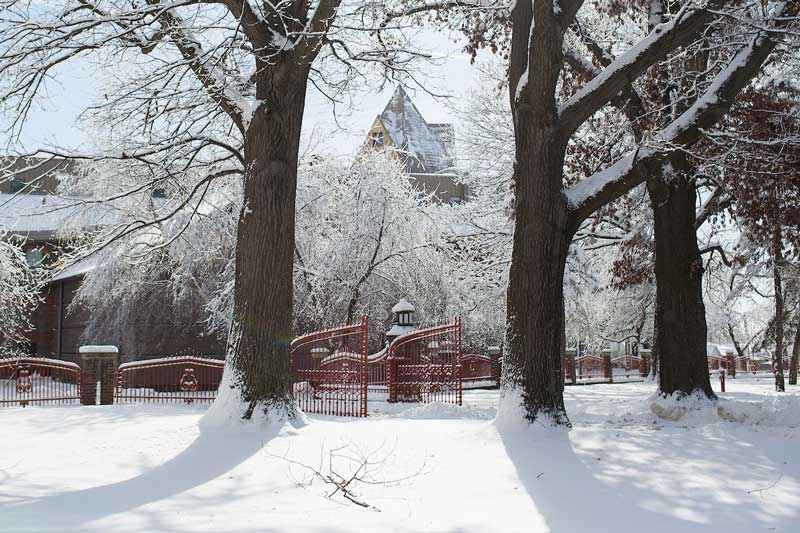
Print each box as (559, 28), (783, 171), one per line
(1, 379), (798, 532)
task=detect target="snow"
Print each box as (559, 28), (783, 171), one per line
(269, 29), (295, 51)
(391, 297), (416, 313)
(1, 381), (799, 532)
(78, 345), (119, 353)
(379, 87), (453, 173)
(558, 9), (692, 119)
(386, 323), (415, 337)
(0, 193), (117, 237)
(51, 255), (98, 282)
(117, 354), (223, 370)
(562, 147), (654, 208)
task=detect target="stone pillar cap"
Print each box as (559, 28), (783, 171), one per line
(79, 345), (119, 354)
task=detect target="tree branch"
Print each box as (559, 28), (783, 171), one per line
(565, 18), (782, 223)
(558, 3), (719, 140)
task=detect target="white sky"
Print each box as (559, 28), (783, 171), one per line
(7, 30), (486, 160)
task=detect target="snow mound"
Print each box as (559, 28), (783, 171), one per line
(716, 395), (800, 427)
(647, 389), (718, 422)
(644, 389), (800, 428)
(493, 388), (571, 432)
(201, 364), (309, 431)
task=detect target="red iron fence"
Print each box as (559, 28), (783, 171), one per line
(462, 353), (495, 388)
(0, 356), (81, 407)
(291, 316), (369, 417)
(387, 317), (462, 405)
(367, 347), (389, 397)
(115, 352), (225, 404)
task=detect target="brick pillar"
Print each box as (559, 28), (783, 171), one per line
(565, 348), (577, 384)
(487, 346), (502, 388)
(601, 349), (613, 382)
(79, 345), (119, 406)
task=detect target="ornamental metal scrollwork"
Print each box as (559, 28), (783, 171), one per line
(179, 368), (199, 392)
(16, 368), (32, 394)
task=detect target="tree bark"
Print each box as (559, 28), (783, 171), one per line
(772, 230), (786, 392)
(504, 120), (573, 425)
(226, 63), (310, 419)
(789, 320), (799, 385)
(501, 1), (574, 426)
(647, 176), (716, 399)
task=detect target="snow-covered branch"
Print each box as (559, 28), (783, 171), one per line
(558, 2), (719, 139)
(565, 13), (783, 223)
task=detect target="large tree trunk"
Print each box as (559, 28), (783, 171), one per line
(501, 1), (573, 426)
(647, 176), (716, 399)
(504, 131), (573, 425)
(772, 231), (786, 392)
(789, 320), (799, 386)
(226, 64), (310, 420)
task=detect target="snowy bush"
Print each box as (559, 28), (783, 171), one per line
(0, 236), (44, 353)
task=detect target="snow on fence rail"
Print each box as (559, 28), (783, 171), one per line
(115, 353), (224, 404)
(291, 316), (369, 417)
(0, 356), (81, 407)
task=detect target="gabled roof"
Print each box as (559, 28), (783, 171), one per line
(378, 86), (454, 174)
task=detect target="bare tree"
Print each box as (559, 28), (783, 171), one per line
(0, 1), (429, 420)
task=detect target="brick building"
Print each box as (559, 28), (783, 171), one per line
(0, 158), (225, 363)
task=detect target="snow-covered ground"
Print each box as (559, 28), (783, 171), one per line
(1, 379), (798, 532)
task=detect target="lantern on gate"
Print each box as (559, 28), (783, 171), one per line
(386, 298), (417, 345)
(393, 298), (416, 326)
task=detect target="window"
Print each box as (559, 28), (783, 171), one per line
(449, 196), (462, 205)
(371, 131), (384, 148)
(25, 249), (44, 268)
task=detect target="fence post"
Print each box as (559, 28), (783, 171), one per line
(487, 346), (502, 388)
(601, 349), (613, 382)
(720, 368), (726, 392)
(79, 345), (118, 406)
(565, 348), (577, 384)
(387, 356), (398, 403)
(361, 315), (369, 417)
(456, 316), (462, 407)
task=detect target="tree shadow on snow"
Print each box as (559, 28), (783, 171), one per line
(498, 419), (800, 533)
(0, 422), (279, 531)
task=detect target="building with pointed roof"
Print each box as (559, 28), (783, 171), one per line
(365, 86), (466, 204)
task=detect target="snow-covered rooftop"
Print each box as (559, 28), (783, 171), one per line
(378, 86), (454, 174)
(0, 193), (117, 240)
(386, 324), (415, 337)
(51, 255), (99, 282)
(392, 298), (415, 313)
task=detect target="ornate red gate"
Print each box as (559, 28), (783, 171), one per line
(291, 316), (368, 417)
(116, 353), (225, 404)
(0, 356), (82, 406)
(388, 317), (462, 405)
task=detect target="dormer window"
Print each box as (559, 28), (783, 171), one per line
(371, 131), (384, 148)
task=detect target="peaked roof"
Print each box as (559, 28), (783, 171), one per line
(378, 86), (454, 174)
(392, 298), (415, 313)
